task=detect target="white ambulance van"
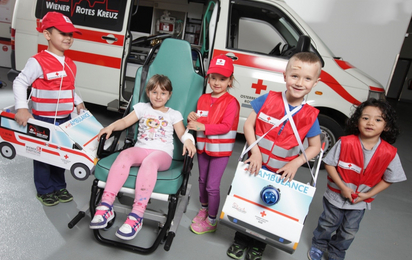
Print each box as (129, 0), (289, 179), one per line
(8, 0), (386, 157)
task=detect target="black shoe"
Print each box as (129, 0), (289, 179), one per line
(37, 193), (59, 206)
(227, 242), (248, 259)
(54, 188), (73, 203)
(245, 247), (264, 260)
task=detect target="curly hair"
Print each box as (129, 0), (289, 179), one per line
(345, 98), (399, 144)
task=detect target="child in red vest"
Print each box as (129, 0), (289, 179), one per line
(13, 12), (85, 206)
(227, 52), (322, 260)
(187, 54), (240, 234)
(308, 99), (406, 260)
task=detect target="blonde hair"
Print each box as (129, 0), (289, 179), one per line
(286, 52), (322, 77)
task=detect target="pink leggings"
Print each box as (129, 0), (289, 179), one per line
(101, 147), (172, 217)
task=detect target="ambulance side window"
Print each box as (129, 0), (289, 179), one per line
(228, 0), (302, 57)
(1, 116), (26, 132)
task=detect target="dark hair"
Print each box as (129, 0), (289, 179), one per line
(345, 98), (399, 144)
(145, 74), (173, 94)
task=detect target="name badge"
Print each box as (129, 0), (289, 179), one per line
(258, 112), (281, 126)
(47, 70), (67, 80)
(197, 110), (208, 117)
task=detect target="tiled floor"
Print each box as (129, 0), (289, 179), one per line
(0, 66), (411, 260)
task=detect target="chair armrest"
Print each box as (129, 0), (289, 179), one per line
(96, 131), (123, 158)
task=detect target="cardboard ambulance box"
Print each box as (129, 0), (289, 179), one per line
(220, 162), (316, 254)
(8, 0), (386, 158)
(0, 109), (104, 180)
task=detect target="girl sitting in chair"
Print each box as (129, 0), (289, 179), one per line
(89, 74), (196, 240)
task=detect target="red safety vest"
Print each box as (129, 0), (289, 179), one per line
(31, 51), (76, 116)
(256, 91), (319, 172)
(327, 135), (397, 203)
(196, 92), (240, 157)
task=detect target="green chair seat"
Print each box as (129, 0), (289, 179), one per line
(94, 152), (184, 195)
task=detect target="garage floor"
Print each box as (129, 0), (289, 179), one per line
(0, 66), (411, 260)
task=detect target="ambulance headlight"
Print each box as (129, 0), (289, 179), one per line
(260, 185), (281, 206)
(368, 90), (386, 101)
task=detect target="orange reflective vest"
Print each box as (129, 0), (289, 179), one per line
(256, 91), (319, 172)
(31, 51), (76, 116)
(327, 135), (397, 203)
(196, 92), (240, 157)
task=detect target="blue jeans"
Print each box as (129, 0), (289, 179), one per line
(311, 197), (365, 260)
(33, 115), (71, 194)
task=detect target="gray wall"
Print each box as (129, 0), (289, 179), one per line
(286, 0), (412, 89)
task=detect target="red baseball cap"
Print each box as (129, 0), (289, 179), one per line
(206, 55), (234, 77)
(36, 12), (82, 35)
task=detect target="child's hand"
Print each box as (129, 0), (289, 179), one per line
(98, 126), (113, 141)
(187, 121), (205, 132)
(244, 153), (262, 176)
(76, 103), (86, 114)
(187, 112), (199, 122)
(15, 108), (33, 126)
(351, 192), (367, 204)
(182, 139), (196, 158)
(276, 160), (300, 182)
(340, 186), (355, 202)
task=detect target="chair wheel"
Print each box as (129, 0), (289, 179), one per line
(103, 212), (116, 230)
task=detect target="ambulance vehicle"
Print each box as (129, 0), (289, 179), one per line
(8, 0), (386, 157)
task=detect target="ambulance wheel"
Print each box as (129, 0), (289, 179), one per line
(0, 142), (16, 159)
(318, 114), (344, 160)
(70, 163), (90, 181)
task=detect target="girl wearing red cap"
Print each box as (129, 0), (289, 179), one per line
(187, 54), (240, 234)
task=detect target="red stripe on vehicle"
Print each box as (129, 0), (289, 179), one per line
(213, 49), (361, 105)
(334, 59), (354, 70)
(213, 49), (287, 73)
(0, 39), (11, 45)
(38, 44), (121, 69)
(369, 86), (384, 92)
(320, 70), (361, 105)
(36, 19), (124, 46)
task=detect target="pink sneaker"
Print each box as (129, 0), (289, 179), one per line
(190, 218), (217, 234)
(192, 208), (208, 223)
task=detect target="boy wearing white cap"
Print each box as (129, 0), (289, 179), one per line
(13, 11), (85, 206)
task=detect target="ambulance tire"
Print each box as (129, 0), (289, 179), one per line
(0, 142), (16, 159)
(70, 163), (90, 181)
(317, 114), (344, 165)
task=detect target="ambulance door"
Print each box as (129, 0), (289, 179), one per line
(34, 0), (132, 109)
(212, 0), (309, 133)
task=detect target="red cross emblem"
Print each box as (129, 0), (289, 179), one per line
(252, 79), (267, 94)
(260, 211), (266, 217)
(64, 154), (69, 159)
(348, 164), (352, 167)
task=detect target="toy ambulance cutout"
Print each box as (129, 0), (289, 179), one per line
(220, 142), (325, 254)
(0, 109), (105, 180)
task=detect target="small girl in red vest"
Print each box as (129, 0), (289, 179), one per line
(308, 98), (406, 260)
(187, 54), (240, 234)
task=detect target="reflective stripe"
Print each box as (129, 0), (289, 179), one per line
(257, 135), (300, 158)
(327, 179), (357, 192)
(206, 131), (237, 140)
(32, 89), (74, 99)
(257, 135), (273, 151)
(267, 158), (288, 170)
(197, 142), (205, 150)
(32, 102), (74, 112)
(205, 142), (235, 152)
(262, 153), (269, 163)
(272, 145), (300, 158)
